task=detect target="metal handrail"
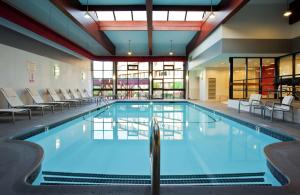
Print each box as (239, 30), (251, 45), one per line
(150, 117), (160, 195)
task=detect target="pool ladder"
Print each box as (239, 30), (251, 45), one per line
(150, 117), (160, 195)
(97, 96), (109, 106)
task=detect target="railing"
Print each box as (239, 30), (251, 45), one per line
(97, 96), (110, 106)
(150, 117), (160, 195)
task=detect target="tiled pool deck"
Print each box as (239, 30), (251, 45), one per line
(0, 100), (300, 195)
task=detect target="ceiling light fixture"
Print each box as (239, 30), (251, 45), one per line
(209, 0), (215, 19)
(283, 0), (292, 17)
(169, 40), (174, 56)
(127, 40), (132, 56)
(84, 0), (91, 19)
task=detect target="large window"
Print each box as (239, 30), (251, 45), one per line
(230, 54), (300, 100)
(231, 57), (276, 99)
(152, 61), (185, 99)
(117, 62), (149, 99)
(92, 61), (114, 97)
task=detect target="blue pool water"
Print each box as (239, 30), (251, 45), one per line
(27, 102), (281, 186)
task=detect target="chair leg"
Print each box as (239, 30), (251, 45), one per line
(41, 107), (44, 116)
(51, 106), (54, 113)
(12, 112), (15, 123)
(282, 111), (284, 121)
(271, 110), (273, 122)
(28, 110), (32, 120)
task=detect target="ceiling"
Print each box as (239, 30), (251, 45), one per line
(0, 0), (249, 59)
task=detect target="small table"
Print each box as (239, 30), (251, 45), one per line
(252, 104), (265, 118)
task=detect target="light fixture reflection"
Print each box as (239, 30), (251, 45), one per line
(83, 124), (86, 133)
(55, 138), (61, 149)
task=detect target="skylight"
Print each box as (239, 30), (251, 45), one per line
(153, 11), (168, 21)
(168, 11), (186, 21)
(132, 11), (147, 21)
(186, 11), (204, 21)
(96, 11), (114, 21)
(114, 11), (132, 21)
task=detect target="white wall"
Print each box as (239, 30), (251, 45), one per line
(197, 67), (229, 101)
(188, 70), (200, 100)
(0, 43), (91, 108)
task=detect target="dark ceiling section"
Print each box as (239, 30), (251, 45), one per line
(289, 0), (300, 25)
(51, 0), (115, 55)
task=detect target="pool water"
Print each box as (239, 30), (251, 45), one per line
(27, 102), (281, 186)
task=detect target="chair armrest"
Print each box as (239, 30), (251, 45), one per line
(250, 100), (262, 105)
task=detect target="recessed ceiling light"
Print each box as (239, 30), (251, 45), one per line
(283, 10), (292, 17)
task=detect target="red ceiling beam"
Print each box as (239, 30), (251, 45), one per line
(0, 1), (95, 59)
(51, 0), (115, 55)
(186, 0), (249, 55)
(93, 56), (187, 62)
(98, 21), (202, 31)
(146, 0), (153, 56)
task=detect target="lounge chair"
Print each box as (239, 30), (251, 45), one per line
(0, 108), (31, 123)
(238, 94), (262, 113)
(0, 88), (53, 116)
(59, 89), (81, 106)
(78, 89), (98, 103)
(264, 95), (294, 122)
(69, 89), (91, 103)
(47, 89), (79, 107)
(26, 88), (70, 111)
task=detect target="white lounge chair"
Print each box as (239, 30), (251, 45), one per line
(0, 108), (31, 123)
(47, 89), (79, 107)
(78, 89), (98, 103)
(238, 94), (262, 113)
(264, 95), (294, 122)
(0, 88), (53, 116)
(26, 88), (70, 111)
(59, 89), (81, 106)
(69, 89), (91, 103)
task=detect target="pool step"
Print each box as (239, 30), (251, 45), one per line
(40, 171), (271, 186)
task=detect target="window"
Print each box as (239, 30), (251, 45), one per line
(168, 11), (186, 21)
(152, 61), (185, 99)
(247, 58), (260, 97)
(114, 11), (132, 21)
(232, 58), (246, 99)
(92, 61), (113, 97)
(261, 58), (275, 98)
(186, 11), (204, 21)
(96, 11), (114, 21)
(117, 62), (149, 99)
(132, 11), (147, 21)
(153, 11), (168, 21)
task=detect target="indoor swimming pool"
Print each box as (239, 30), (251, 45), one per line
(26, 101), (284, 186)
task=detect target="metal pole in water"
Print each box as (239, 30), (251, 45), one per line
(150, 117), (160, 195)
